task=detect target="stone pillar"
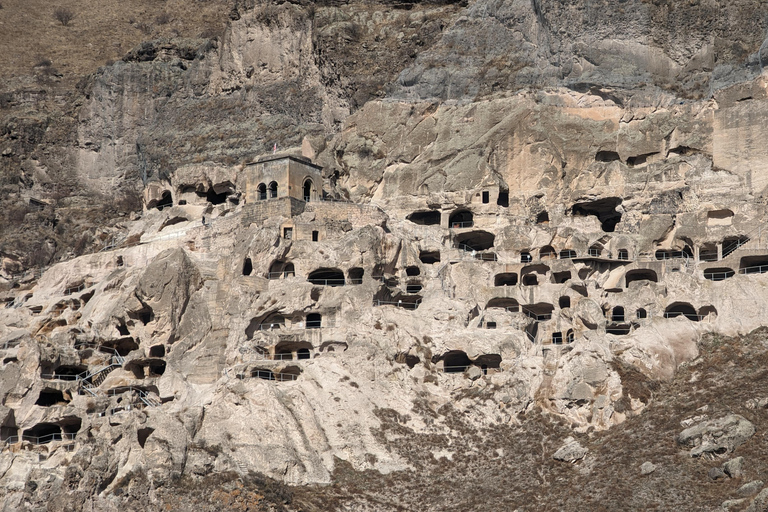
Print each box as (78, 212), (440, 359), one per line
(717, 243), (723, 261)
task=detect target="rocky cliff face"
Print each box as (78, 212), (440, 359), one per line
(4, 1), (768, 510)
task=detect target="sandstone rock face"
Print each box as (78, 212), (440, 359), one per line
(4, 0), (768, 510)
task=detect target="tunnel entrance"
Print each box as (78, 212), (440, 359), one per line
(407, 210), (441, 225)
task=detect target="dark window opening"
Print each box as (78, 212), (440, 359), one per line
(406, 266), (421, 276)
(252, 369), (275, 380)
(117, 323), (129, 336)
(243, 258), (253, 276)
(536, 211), (549, 224)
(137, 307), (154, 325)
(486, 321), (496, 329)
(540, 246), (556, 260)
(520, 251), (532, 263)
(303, 179), (313, 202)
(306, 313), (322, 329)
(149, 362), (166, 376)
(617, 249), (629, 260)
(559, 249), (576, 259)
(497, 190), (509, 207)
(522, 274), (538, 286)
(595, 150), (621, 162)
(482, 191), (490, 204)
(268, 181), (278, 198)
(636, 308), (647, 319)
(23, 423), (63, 444)
(703, 267), (735, 281)
(552, 332), (563, 345)
(149, 345), (165, 358)
(553, 271), (571, 284)
(521, 303), (554, 321)
(449, 210), (474, 229)
(740, 255), (768, 274)
(348, 267), (364, 284)
(664, 302), (698, 321)
(312, 230), (319, 242)
(588, 245), (602, 257)
(443, 351), (471, 373)
(559, 296), (571, 309)
(566, 330), (574, 344)
(278, 366), (301, 381)
(626, 269), (658, 286)
(406, 283), (423, 294)
(308, 268), (345, 286)
(283, 227), (293, 239)
(257, 183), (266, 200)
(456, 231), (495, 251)
(494, 273), (518, 286)
(420, 251), (440, 264)
(487, 298), (519, 312)
(699, 243), (718, 262)
(297, 348), (311, 360)
(396, 353), (420, 368)
(116, 256), (124, 267)
(406, 210), (441, 225)
(202, 188), (228, 205)
(571, 197), (623, 232)
(611, 306), (625, 322)
(137, 427), (154, 448)
(153, 191), (173, 210)
(35, 389), (66, 407)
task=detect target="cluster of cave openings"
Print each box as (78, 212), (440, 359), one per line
(494, 273), (518, 286)
(704, 267), (735, 281)
(571, 198), (622, 232)
(269, 260), (295, 279)
(35, 389), (66, 407)
(419, 250), (441, 264)
(740, 256), (768, 275)
(540, 246), (556, 260)
(407, 210), (441, 226)
(487, 298), (519, 313)
(449, 210), (474, 229)
(348, 267), (364, 284)
(274, 341), (312, 361)
(625, 269), (658, 287)
(308, 268), (345, 286)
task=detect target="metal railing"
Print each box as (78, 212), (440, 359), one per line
(2, 433), (76, 446)
(305, 320), (322, 329)
(374, 299), (421, 310)
(663, 312), (707, 321)
(307, 279), (345, 286)
(249, 370), (298, 381)
(266, 272), (296, 279)
(703, 270), (735, 281)
(450, 221), (474, 228)
(698, 251), (719, 262)
(739, 264), (768, 275)
(521, 309), (552, 321)
(64, 283), (86, 295)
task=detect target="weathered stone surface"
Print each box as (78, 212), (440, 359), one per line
(640, 461), (657, 475)
(677, 415), (756, 457)
(724, 456), (745, 479)
(738, 481), (764, 498)
(553, 437), (588, 463)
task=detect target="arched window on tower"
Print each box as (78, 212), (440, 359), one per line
(268, 181), (278, 198)
(303, 179), (314, 202)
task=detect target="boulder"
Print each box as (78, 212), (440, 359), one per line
(640, 462), (657, 475)
(724, 457), (745, 479)
(553, 437), (588, 463)
(676, 415), (755, 457)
